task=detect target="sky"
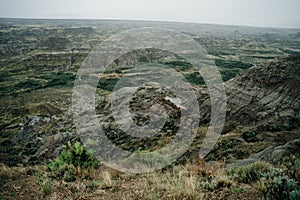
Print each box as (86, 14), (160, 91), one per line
(0, 0), (299, 28)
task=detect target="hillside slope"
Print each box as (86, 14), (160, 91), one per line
(1, 55), (300, 166)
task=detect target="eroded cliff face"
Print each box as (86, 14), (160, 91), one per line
(198, 55), (300, 162)
(195, 55), (300, 133)
(224, 55), (300, 131)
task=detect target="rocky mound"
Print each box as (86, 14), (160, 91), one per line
(198, 55), (300, 132)
(230, 139), (300, 167)
(225, 55), (300, 131)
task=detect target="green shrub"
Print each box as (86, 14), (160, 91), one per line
(42, 180), (52, 196)
(43, 72), (75, 88)
(207, 50), (235, 56)
(48, 141), (98, 181)
(242, 130), (261, 142)
(290, 190), (300, 200)
(97, 77), (119, 91)
(262, 168), (300, 200)
(184, 72), (205, 85)
(15, 79), (43, 90)
(219, 68), (241, 81)
(161, 60), (193, 71)
(280, 155), (300, 181)
(215, 59), (253, 69)
(229, 161), (272, 183)
(35, 172), (52, 196)
(200, 181), (215, 191)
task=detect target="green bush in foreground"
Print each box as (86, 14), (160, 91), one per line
(230, 160), (300, 200)
(262, 168), (300, 200)
(229, 161), (272, 183)
(48, 141), (98, 181)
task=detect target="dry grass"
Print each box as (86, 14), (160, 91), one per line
(119, 161), (231, 200)
(0, 163), (34, 179)
(0, 162), (261, 200)
(101, 170), (114, 188)
(0, 163), (13, 179)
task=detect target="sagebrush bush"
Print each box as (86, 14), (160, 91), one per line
(281, 155), (300, 181)
(290, 190), (300, 200)
(262, 168), (300, 200)
(48, 141), (98, 181)
(229, 161), (272, 183)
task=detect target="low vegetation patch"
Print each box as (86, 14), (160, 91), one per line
(229, 161), (272, 183)
(48, 141), (98, 181)
(215, 59), (253, 69)
(230, 160), (300, 200)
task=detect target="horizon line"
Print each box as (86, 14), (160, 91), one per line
(1, 16), (300, 30)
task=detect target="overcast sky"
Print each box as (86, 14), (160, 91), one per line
(0, 0), (299, 28)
